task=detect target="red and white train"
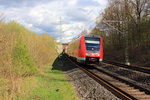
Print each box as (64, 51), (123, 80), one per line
(66, 35), (103, 63)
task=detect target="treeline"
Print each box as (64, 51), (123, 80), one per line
(0, 21), (58, 99)
(91, 0), (150, 66)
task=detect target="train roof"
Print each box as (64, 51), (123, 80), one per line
(68, 34), (101, 46)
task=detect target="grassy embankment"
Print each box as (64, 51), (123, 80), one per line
(0, 22), (78, 100)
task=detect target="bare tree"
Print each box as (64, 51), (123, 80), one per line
(93, 0), (150, 65)
(129, 0), (148, 22)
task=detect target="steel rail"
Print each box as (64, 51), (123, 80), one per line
(94, 64), (150, 95)
(66, 56), (135, 100)
(103, 60), (150, 74)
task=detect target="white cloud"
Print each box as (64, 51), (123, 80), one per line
(0, 0), (108, 43)
(67, 0), (76, 6)
(58, 36), (74, 43)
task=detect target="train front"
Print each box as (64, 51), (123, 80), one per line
(84, 36), (103, 63)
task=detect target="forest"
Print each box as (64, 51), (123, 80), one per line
(91, 0), (150, 66)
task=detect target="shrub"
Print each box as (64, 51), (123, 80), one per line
(12, 39), (37, 77)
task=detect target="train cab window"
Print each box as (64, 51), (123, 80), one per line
(85, 37), (100, 53)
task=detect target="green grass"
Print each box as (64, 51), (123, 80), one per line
(18, 65), (78, 100)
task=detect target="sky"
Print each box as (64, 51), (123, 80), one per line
(0, 0), (108, 43)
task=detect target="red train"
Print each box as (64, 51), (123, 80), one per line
(66, 35), (103, 63)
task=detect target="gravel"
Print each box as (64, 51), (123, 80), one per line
(60, 55), (120, 100)
(101, 63), (150, 86)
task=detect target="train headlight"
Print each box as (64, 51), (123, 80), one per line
(97, 53), (100, 56)
(86, 53), (90, 55)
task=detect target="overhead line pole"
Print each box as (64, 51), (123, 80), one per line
(124, 0), (130, 65)
(97, 20), (130, 65)
(60, 16), (62, 40)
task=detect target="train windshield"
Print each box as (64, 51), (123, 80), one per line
(85, 37), (100, 53)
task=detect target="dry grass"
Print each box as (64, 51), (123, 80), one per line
(24, 34), (58, 67)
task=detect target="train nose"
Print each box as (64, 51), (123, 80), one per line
(86, 53), (100, 56)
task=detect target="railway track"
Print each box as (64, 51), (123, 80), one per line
(66, 56), (150, 100)
(103, 60), (150, 74)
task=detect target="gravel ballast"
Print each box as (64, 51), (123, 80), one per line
(101, 63), (150, 86)
(59, 55), (120, 100)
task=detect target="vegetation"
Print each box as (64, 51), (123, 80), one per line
(91, 0), (150, 66)
(17, 65), (78, 100)
(13, 39), (36, 76)
(0, 21), (77, 100)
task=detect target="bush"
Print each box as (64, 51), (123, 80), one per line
(13, 39), (37, 76)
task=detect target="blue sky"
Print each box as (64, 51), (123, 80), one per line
(0, 0), (108, 43)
